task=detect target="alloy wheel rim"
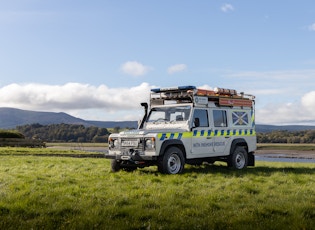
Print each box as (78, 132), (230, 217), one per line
(168, 154), (181, 174)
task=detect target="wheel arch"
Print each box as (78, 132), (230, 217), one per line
(159, 139), (187, 159)
(230, 138), (248, 155)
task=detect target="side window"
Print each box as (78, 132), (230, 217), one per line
(213, 110), (227, 127)
(193, 109), (209, 127)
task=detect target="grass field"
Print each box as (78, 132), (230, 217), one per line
(45, 142), (108, 148)
(1, 147), (315, 229)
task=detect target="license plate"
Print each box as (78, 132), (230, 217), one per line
(121, 140), (138, 147)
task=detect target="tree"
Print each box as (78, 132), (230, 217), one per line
(16, 123), (110, 143)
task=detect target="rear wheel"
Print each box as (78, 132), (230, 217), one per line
(228, 146), (248, 169)
(158, 147), (185, 174)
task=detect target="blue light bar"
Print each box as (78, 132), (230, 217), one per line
(178, 86), (196, 90)
(151, 85), (196, 93)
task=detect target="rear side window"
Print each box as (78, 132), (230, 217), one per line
(213, 110), (227, 127)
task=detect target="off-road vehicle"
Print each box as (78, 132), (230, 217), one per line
(105, 86), (256, 174)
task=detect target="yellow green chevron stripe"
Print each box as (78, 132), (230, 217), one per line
(158, 129), (256, 141)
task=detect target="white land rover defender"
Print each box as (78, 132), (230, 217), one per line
(105, 86), (256, 174)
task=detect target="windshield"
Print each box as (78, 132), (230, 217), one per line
(147, 105), (191, 123)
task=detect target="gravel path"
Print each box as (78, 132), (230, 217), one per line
(48, 146), (315, 159)
(255, 149), (315, 159)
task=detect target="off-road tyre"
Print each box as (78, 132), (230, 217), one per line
(158, 146), (185, 174)
(122, 166), (137, 172)
(111, 159), (121, 172)
(228, 146), (248, 169)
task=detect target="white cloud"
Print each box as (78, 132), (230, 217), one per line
(301, 91), (315, 109)
(1, 82), (315, 125)
(0, 82), (152, 121)
(167, 64), (187, 74)
(120, 61), (151, 76)
(221, 4), (234, 13)
(308, 23), (315, 31)
(256, 90), (315, 125)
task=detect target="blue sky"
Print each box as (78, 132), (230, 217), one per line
(0, 1), (315, 124)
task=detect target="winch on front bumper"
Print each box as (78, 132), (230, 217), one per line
(105, 148), (158, 162)
(106, 135), (158, 164)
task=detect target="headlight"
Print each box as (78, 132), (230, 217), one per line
(109, 138), (119, 149)
(145, 137), (155, 149)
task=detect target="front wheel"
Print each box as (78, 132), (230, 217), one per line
(228, 146), (248, 169)
(158, 147), (185, 174)
(110, 159), (121, 172)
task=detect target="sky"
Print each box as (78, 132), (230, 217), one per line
(0, 0), (315, 125)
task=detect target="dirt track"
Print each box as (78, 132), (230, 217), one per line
(255, 149), (315, 159)
(48, 146), (315, 159)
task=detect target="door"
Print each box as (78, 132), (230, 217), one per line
(212, 109), (230, 154)
(191, 109), (214, 156)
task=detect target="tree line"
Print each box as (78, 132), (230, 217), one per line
(17, 123), (110, 143)
(8, 123), (315, 144)
(257, 130), (315, 144)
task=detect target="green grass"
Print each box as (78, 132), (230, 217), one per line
(45, 142), (108, 148)
(0, 148), (315, 229)
(0, 146), (104, 158)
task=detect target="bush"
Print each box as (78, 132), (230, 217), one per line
(0, 130), (25, 139)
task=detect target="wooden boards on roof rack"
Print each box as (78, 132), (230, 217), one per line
(150, 85), (254, 108)
(218, 97), (253, 107)
(194, 87), (237, 97)
(194, 88), (253, 107)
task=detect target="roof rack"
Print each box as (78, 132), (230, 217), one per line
(150, 85), (255, 107)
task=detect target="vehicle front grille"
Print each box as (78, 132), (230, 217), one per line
(120, 138), (144, 152)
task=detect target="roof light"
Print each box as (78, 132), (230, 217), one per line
(151, 88), (161, 93)
(178, 86), (196, 90)
(151, 86), (196, 93)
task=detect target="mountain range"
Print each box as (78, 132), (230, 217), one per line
(0, 107), (314, 132)
(0, 107), (137, 129)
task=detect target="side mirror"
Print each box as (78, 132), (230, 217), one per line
(194, 118), (200, 128)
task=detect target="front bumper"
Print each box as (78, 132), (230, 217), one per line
(105, 149), (158, 162)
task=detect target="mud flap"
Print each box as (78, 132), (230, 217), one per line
(248, 152), (255, 166)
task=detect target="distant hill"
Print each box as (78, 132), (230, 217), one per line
(0, 107), (314, 131)
(0, 107), (91, 129)
(0, 107), (137, 129)
(87, 120), (138, 129)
